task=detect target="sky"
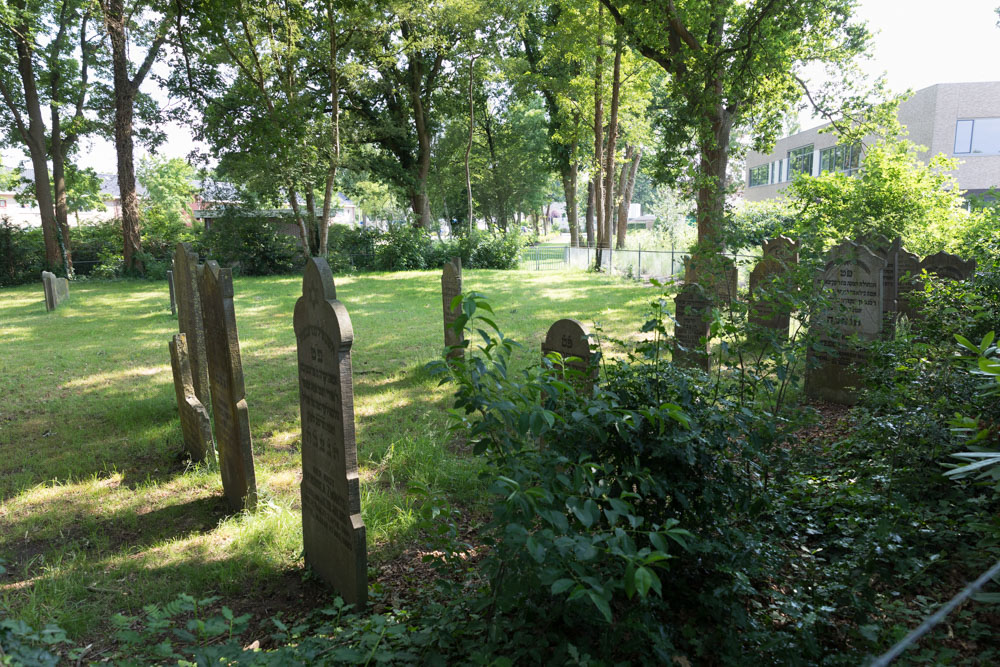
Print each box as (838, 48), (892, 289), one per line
(4, 0), (1000, 174)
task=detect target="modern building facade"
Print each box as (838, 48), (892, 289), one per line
(743, 81), (1000, 202)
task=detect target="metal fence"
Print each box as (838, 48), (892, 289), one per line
(518, 245), (759, 284)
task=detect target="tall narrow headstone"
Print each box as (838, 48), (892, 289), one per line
(167, 269), (177, 316)
(200, 261), (257, 511)
(294, 258), (367, 607)
(749, 236), (799, 339)
(805, 240), (886, 404)
(41, 271), (56, 311)
(168, 333), (216, 464)
(441, 257), (464, 359)
(173, 243), (211, 409)
(541, 318), (596, 393)
(673, 284), (712, 371)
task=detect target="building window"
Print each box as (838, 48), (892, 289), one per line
(0, 199), (6, 208)
(954, 118), (1000, 155)
(787, 144), (814, 180)
(748, 164), (769, 187)
(819, 143), (861, 175)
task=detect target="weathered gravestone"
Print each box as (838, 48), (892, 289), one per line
(441, 257), (464, 359)
(685, 255), (737, 304)
(173, 243), (211, 410)
(42, 271), (69, 311)
(294, 258), (367, 607)
(920, 251), (976, 281)
(167, 269), (177, 316)
(200, 261), (257, 511)
(541, 318), (596, 393)
(168, 333), (216, 464)
(749, 236), (799, 340)
(673, 283), (712, 371)
(895, 248), (922, 318)
(805, 240), (886, 404)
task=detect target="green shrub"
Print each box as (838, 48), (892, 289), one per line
(199, 210), (302, 276)
(0, 218), (44, 286)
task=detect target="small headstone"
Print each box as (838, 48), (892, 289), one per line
(167, 269), (177, 317)
(685, 255), (737, 304)
(442, 257), (464, 359)
(41, 271), (56, 311)
(805, 240), (886, 404)
(54, 276), (69, 304)
(168, 333), (216, 464)
(749, 237), (799, 339)
(173, 243), (211, 410)
(895, 249), (922, 318)
(919, 251), (976, 281)
(541, 318), (596, 392)
(200, 261), (257, 511)
(673, 283), (712, 371)
(294, 258), (367, 607)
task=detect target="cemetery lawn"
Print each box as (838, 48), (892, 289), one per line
(0, 269), (654, 643)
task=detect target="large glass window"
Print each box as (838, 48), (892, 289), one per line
(954, 118), (1000, 155)
(787, 144), (814, 180)
(819, 143), (862, 176)
(748, 164), (769, 187)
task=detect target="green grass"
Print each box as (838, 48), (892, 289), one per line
(0, 269), (655, 640)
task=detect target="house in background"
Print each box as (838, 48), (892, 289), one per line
(743, 81), (1000, 202)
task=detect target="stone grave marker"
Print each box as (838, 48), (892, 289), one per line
(685, 255), (737, 304)
(541, 318), (596, 392)
(805, 240), (886, 404)
(200, 260), (257, 511)
(441, 257), (464, 359)
(895, 248), (922, 318)
(749, 236), (799, 340)
(167, 269), (177, 316)
(41, 271), (56, 311)
(920, 251), (976, 281)
(294, 257), (367, 607)
(173, 243), (211, 409)
(168, 333), (216, 464)
(673, 283), (712, 371)
(54, 276), (69, 305)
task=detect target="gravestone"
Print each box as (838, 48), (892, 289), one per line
(748, 237), (799, 339)
(41, 271), (56, 311)
(673, 283), (712, 371)
(441, 257), (464, 359)
(920, 251), (976, 281)
(541, 318), (596, 392)
(167, 269), (177, 316)
(895, 248), (923, 318)
(173, 243), (211, 410)
(294, 258), (367, 607)
(805, 240), (886, 404)
(168, 333), (215, 464)
(685, 255), (738, 304)
(54, 276), (69, 305)
(200, 261), (257, 511)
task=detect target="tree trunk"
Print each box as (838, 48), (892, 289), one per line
(616, 146), (641, 249)
(695, 102), (733, 253)
(592, 14), (605, 261)
(601, 29), (623, 251)
(288, 186), (312, 260)
(562, 156), (579, 247)
(466, 55), (477, 235)
(585, 178), (595, 248)
(410, 58), (432, 229)
(320, 6), (340, 257)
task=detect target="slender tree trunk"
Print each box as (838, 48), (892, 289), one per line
(319, 8), (340, 257)
(305, 190), (320, 252)
(410, 58), (432, 229)
(562, 161), (579, 247)
(585, 178), (595, 248)
(592, 13), (605, 265)
(616, 146), (641, 249)
(466, 55), (478, 235)
(288, 186), (312, 260)
(601, 29), (623, 251)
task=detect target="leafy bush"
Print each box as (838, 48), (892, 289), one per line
(199, 210), (302, 276)
(0, 218), (44, 286)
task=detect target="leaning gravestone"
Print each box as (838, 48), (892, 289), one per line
(749, 236), (799, 340)
(920, 251), (976, 281)
(173, 243), (211, 410)
(441, 257), (464, 359)
(168, 333), (216, 464)
(42, 271), (69, 311)
(167, 269), (177, 316)
(805, 240), (886, 404)
(541, 318), (596, 393)
(673, 283), (712, 371)
(294, 258), (367, 607)
(200, 261), (257, 511)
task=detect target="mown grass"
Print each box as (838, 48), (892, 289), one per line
(0, 269), (655, 640)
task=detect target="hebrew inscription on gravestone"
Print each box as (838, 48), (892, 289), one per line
(200, 261), (257, 511)
(673, 283), (712, 371)
(294, 258), (367, 607)
(541, 318), (596, 393)
(174, 243), (211, 410)
(805, 240), (886, 405)
(169, 333), (216, 464)
(441, 257), (464, 359)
